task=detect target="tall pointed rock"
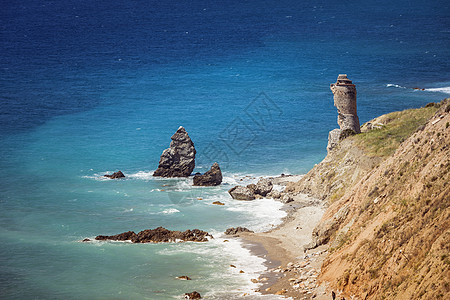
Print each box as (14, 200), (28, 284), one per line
(153, 126), (196, 177)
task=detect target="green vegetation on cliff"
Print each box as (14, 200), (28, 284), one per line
(352, 104), (439, 157)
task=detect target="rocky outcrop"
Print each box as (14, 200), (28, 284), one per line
(193, 162), (222, 186)
(228, 186), (255, 200)
(184, 291), (201, 299)
(254, 178), (273, 196)
(228, 178), (274, 200)
(153, 126), (196, 177)
(225, 227), (254, 235)
(328, 74), (360, 152)
(95, 227), (212, 243)
(104, 171), (125, 179)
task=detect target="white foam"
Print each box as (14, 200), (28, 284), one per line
(426, 86), (450, 94)
(386, 83), (406, 89)
(127, 171), (154, 180)
(225, 198), (286, 232)
(160, 208), (180, 214)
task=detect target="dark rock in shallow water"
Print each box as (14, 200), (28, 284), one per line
(176, 276), (191, 280)
(95, 227), (212, 243)
(184, 291), (201, 299)
(104, 171), (125, 179)
(153, 126), (196, 177)
(95, 230), (137, 241)
(228, 186), (255, 200)
(225, 227), (254, 235)
(193, 162), (222, 186)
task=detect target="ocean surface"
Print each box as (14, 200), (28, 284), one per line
(1, 0), (449, 299)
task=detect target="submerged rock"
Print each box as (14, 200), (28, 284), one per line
(228, 186), (255, 200)
(176, 276), (191, 280)
(153, 126), (196, 177)
(193, 162), (222, 186)
(95, 227), (212, 243)
(224, 227), (254, 235)
(104, 171), (125, 179)
(184, 291), (201, 299)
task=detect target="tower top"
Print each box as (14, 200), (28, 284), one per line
(334, 74), (354, 86)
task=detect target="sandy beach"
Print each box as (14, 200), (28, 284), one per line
(236, 176), (334, 300)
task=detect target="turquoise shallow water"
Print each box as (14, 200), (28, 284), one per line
(1, 0), (449, 298)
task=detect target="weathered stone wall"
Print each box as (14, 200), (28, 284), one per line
(327, 74), (361, 152)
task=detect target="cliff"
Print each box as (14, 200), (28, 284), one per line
(287, 99), (450, 299)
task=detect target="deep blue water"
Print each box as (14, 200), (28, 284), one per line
(1, 0), (449, 299)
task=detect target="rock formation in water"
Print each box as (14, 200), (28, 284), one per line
(224, 227), (254, 235)
(184, 291), (202, 299)
(228, 185), (256, 200)
(193, 162), (222, 186)
(228, 178), (274, 200)
(153, 126), (196, 177)
(104, 170), (125, 179)
(328, 74), (361, 152)
(254, 178), (273, 196)
(95, 227), (212, 243)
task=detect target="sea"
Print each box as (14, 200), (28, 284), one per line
(1, 0), (449, 299)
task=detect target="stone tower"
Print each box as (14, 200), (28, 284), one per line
(327, 74), (360, 152)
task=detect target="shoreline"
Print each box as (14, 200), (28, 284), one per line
(237, 187), (332, 299)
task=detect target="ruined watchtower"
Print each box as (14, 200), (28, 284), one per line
(327, 74), (361, 152)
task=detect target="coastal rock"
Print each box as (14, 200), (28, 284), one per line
(95, 231), (137, 241)
(255, 178), (273, 196)
(193, 162), (222, 186)
(281, 194), (294, 204)
(153, 126), (196, 177)
(328, 75), (360, 152)
(225, 227), (254, 235)
(184, 291), (201, 299)
(104, 171), (125, 179)
(212, 201), (225, 205)
(95, 227), (212, 243)
(267, 190), (282, 199)
(228, 186), (255, 200)
(176, 276), (191, 280)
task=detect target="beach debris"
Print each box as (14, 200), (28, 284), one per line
(103, 170), (125, 179)
(176, 276), (191, 280)
(193, 162), (222, 186)
(228, 185), (255, 200)
(224, 227), (254, 235)
(153, 126), (196, 177)
(184, 291), (201, 299)
(95, 227), (212, 243)
(212, 201), (225, 205)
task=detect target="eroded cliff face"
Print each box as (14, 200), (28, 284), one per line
(289, 99), (450, 299)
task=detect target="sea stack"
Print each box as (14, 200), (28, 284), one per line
(193, 162), (223, 186)
(327, 74), (361, 152)
(153, 126), (196, 177)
